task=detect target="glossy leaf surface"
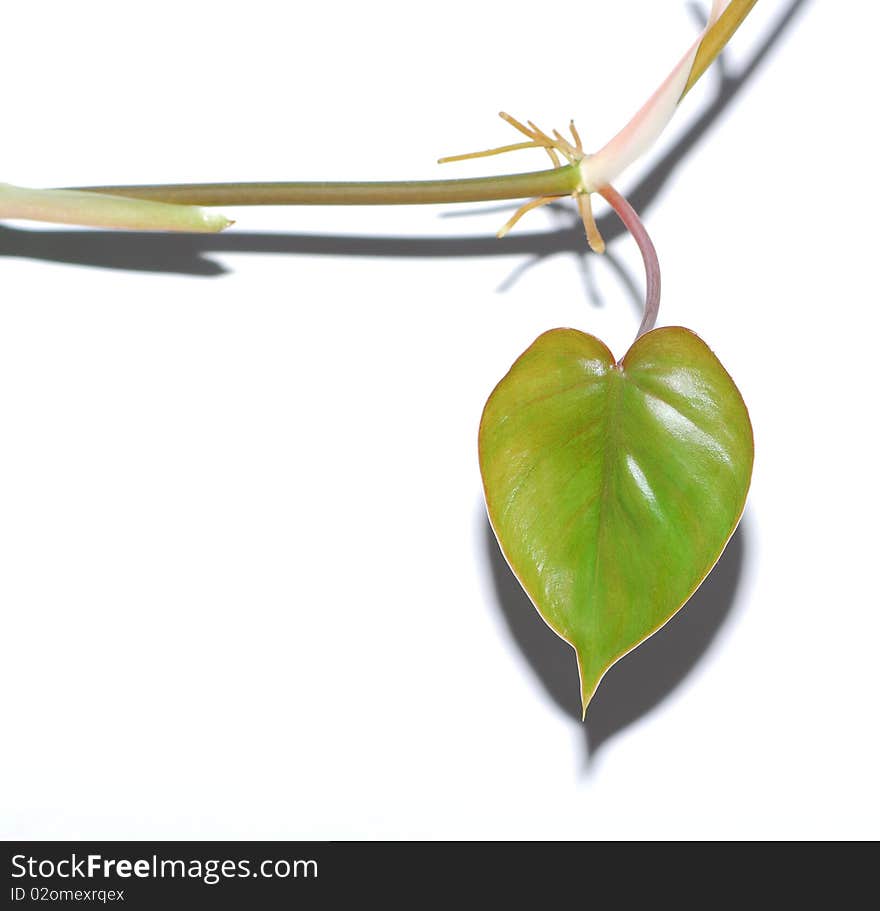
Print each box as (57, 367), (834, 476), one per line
(479, 326), (753, 715)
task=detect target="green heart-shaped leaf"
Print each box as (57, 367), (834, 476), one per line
(480, 326), (753, 716)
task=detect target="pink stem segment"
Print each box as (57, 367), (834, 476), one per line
(598, 185), (661, 340)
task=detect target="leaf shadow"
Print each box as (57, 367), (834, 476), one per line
(484, 516), (748, 760)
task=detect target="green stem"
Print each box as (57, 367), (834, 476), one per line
(68, 166), (581, 208)
(67, 2), (757, 211)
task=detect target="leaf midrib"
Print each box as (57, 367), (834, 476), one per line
(581, 366), (624, 653)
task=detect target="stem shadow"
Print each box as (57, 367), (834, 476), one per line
(0, 0), (809, 282)
(484, 516), (748, 760)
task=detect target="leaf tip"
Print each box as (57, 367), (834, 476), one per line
(576, 649), (601, 721)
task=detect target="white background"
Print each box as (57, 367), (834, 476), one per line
(2, 0), (877, 839)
